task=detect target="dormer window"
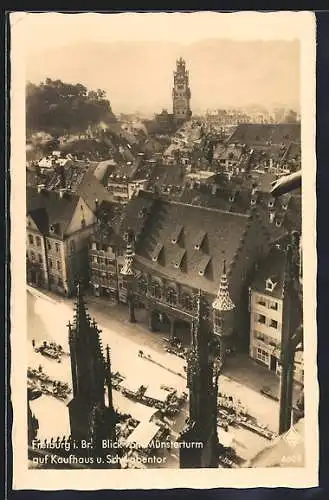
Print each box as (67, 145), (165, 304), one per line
(229, 193), (236, 203)
(151, 242), (163, 263)
(172, 248), (185, 269)
(269, 211), (275, 223)
(171, 225), (183, 245)
(198, 255), (211, 276)
(49, 224), (55, 233)
(265, 278), (277, 292)
(194, 231), (206, 251)
(275, 219), (282, 228)
(268, 199), (274, 208)
(251, 197), (257, 206)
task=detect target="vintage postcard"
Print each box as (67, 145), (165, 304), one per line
(10, 11), (318, 490)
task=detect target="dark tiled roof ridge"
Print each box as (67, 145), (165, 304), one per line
(163, 199), (250, 219)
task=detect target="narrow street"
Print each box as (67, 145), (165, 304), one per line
(27, 286), (278, 464)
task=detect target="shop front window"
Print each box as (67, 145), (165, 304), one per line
(256, 348), (269, 364)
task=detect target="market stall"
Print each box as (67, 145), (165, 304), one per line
(125, 421), (161, 449)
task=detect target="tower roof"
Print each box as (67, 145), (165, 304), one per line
(212, 261), (235, 312)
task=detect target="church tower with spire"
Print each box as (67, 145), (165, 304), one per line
(178, 291), (219, 468)
(172, 57), (192, 123)
(67, 283), (118, 450)
(212, 260), (235, 364)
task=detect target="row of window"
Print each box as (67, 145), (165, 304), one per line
(92, 270), (116, 280)
(138, 280), (211, 313)
(28, 234), (41, 247)
(91, 242), (120, 255)
(90, 255), (116, 266)
(255, 295), (279, 311)
(49, 275), (64, 287)
(107, 185), (129, 194)
(256, 313), (279, 330)
(46, 241), (61, 253)
(254, 330), (280, 348)
(48, 259), (62, 271)
(28, 235), (72, 255)
(47, 240), (76, 253)
(28, 252), (43, 264)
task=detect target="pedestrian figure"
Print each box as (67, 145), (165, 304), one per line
(32, 339), (35, 348)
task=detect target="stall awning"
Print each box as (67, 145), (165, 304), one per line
(122, 378), (144, 394)
(113, 391), (158, 423)
(144, 386), (170, 403)
(125, 422), (161, 448)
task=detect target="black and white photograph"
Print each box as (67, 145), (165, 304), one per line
(10, 11), (318, 490)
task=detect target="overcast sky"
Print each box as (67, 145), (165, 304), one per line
(12, 12), (305, 115)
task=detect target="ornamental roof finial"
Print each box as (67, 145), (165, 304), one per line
(212, 259), (235, 312)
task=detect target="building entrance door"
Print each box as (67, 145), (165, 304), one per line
(270, 354), (277, 372)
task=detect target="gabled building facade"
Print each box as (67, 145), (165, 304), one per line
(104, 191), (270, 350)
(26, 186), (96, 296)
(249, 242), (303, 384)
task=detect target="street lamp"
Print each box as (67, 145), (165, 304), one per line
(270, 171), (304, 434)
(279, 234), (303, 434)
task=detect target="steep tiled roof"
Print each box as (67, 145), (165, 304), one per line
(27, 186), (80, 238)
(136, 200), (250, 295)
(74, 167), (115, 210)
(32, 163), (115, 211)
(92, 160), (114, 183)
(251, 245), (286, 299)
(107, 162), (138, 181)
(176, 185), (301, 242)
(114, 190), (155, 240)
(228, 124), (301, 146)
(148, 165), (185, 187)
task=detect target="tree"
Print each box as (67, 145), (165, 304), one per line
(26, 79), (116, 136)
